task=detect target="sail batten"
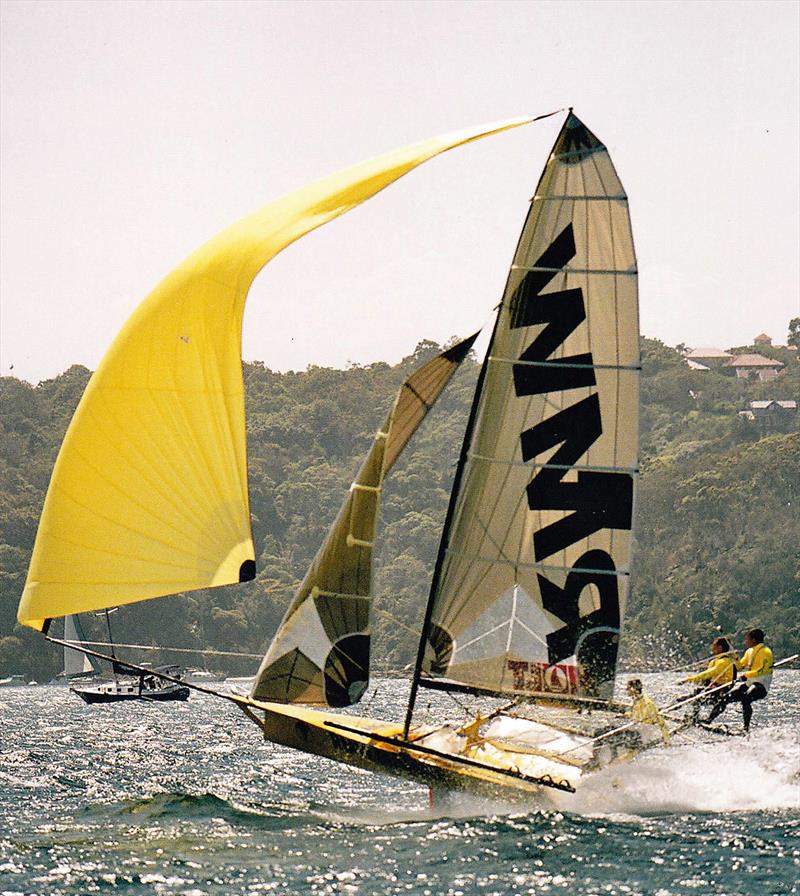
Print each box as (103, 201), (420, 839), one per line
(441, 550), (632, 575)
(408, 112), (639, 710)
(467, 454), (639, 475)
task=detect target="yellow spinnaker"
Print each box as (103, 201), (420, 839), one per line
(18, 116), (534, 630)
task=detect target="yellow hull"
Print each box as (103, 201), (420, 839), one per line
(236, 697), (578, 799)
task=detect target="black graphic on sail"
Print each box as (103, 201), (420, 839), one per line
(420, 112), (639, 699)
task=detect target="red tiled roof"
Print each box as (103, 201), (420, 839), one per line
(728, 354), (783, 368)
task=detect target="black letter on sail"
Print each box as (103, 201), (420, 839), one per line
(509, 224), (596, 395)
(509, 222), (633, 691)
(538, 549), (621, 692)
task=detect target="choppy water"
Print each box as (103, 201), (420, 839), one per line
(1, 673), (798, 895)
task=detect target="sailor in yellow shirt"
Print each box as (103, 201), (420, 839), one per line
(682, 636), (737, 724)
(589, 679), (669, 767)
(707, 628), (773, 732)
(626, 679), (670, 742)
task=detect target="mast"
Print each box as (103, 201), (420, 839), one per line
(404, 115), (574, 737)
(104, 608), (119, 680)
(403, 315), (502, 737)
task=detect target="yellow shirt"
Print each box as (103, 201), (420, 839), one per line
(686, 654), (736, 686)
(629, 694), (670, 740)
(737, 644), (774, 690)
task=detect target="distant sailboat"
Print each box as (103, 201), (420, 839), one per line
(70, 673), (190, 705)
(48, 614), (102, 684)
(67, 610), (190, 704)
(18, 111), (664, 797)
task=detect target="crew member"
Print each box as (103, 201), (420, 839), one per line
(707, 628), (773, 732)
(626, 679), (669, 742)
(682, 636), (737, 723)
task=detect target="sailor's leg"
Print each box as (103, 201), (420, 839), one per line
(741, 683), (767, 732)
(705, 684), (740, 723)
(690, 689), (705, 722)
(740, 693), (753, 731)
(706, 691), (730, 722)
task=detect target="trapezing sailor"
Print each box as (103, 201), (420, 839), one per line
(584, 679), (670, 769)
(706, 628), (773, 733)
(681, 636), (737, 724)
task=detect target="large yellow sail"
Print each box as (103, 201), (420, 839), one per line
(18, 117), (535, 631)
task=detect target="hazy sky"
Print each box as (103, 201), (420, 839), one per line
(1, 0), (798, 384)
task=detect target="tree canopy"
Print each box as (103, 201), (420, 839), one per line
(1, 334), (797, 681)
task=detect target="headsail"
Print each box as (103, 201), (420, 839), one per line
(415, 113), (639, 702)
(17, 116), (537, 631)
(251, 335), (477, 706)
(63, 614), (102, 679)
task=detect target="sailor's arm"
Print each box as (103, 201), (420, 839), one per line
(734, 647), (750, 672)
(684, 656), (733, 684)
(683, 663), (717, 684)
(684, 665), (715, 684)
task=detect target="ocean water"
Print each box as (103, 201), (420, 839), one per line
(1, 672), (798, 896)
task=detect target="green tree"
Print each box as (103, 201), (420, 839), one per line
(788, 318), (800, 349)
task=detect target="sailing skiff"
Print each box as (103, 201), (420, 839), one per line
(19, 110), (658, 799)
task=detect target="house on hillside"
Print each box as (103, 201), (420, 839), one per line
(683, 347), (732, 368)
(727, 354), (784, 381)
(738, 400), (797, 434)
(686, 358), (710, 371)
(754, 333), (773, 346)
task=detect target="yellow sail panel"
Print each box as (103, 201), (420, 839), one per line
(18, 119), (534, 631)
(251, 335), (477, 706)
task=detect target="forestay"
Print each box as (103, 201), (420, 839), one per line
(419, 113), (639, 701)
(251, 336), (477, 707)
(17, 116), (535, 632)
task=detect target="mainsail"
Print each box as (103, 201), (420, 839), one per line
(17, 115), (537, 632)
(413, 113), (639, 703)
(251, 335), (477, 707)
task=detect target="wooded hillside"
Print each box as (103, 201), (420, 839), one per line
(1, 336), (798, 679)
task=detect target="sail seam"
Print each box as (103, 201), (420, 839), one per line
(550, 145), (605, 161)
(533, 195), (627, 201)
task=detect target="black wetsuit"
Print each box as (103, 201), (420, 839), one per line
(689, 686), (728, 723)
(707, 681), (767, 731)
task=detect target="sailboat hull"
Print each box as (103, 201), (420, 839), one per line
(71, 681), (190, 704)
(244, 700), (579, 800)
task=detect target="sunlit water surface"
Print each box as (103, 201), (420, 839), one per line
(1, 673), (798, 895)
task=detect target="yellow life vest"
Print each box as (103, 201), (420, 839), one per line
(686, 654), (736, 686)
(629, 694), (670, 740)
(738, 644), (774, 690)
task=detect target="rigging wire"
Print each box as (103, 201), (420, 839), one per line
(61, 640), (263, 659)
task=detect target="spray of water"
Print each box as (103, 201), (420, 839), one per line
(547, 726), (800, 817)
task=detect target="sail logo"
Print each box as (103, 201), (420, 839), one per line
(508, 223), (632, 684)
(506, 659), (578, 695)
